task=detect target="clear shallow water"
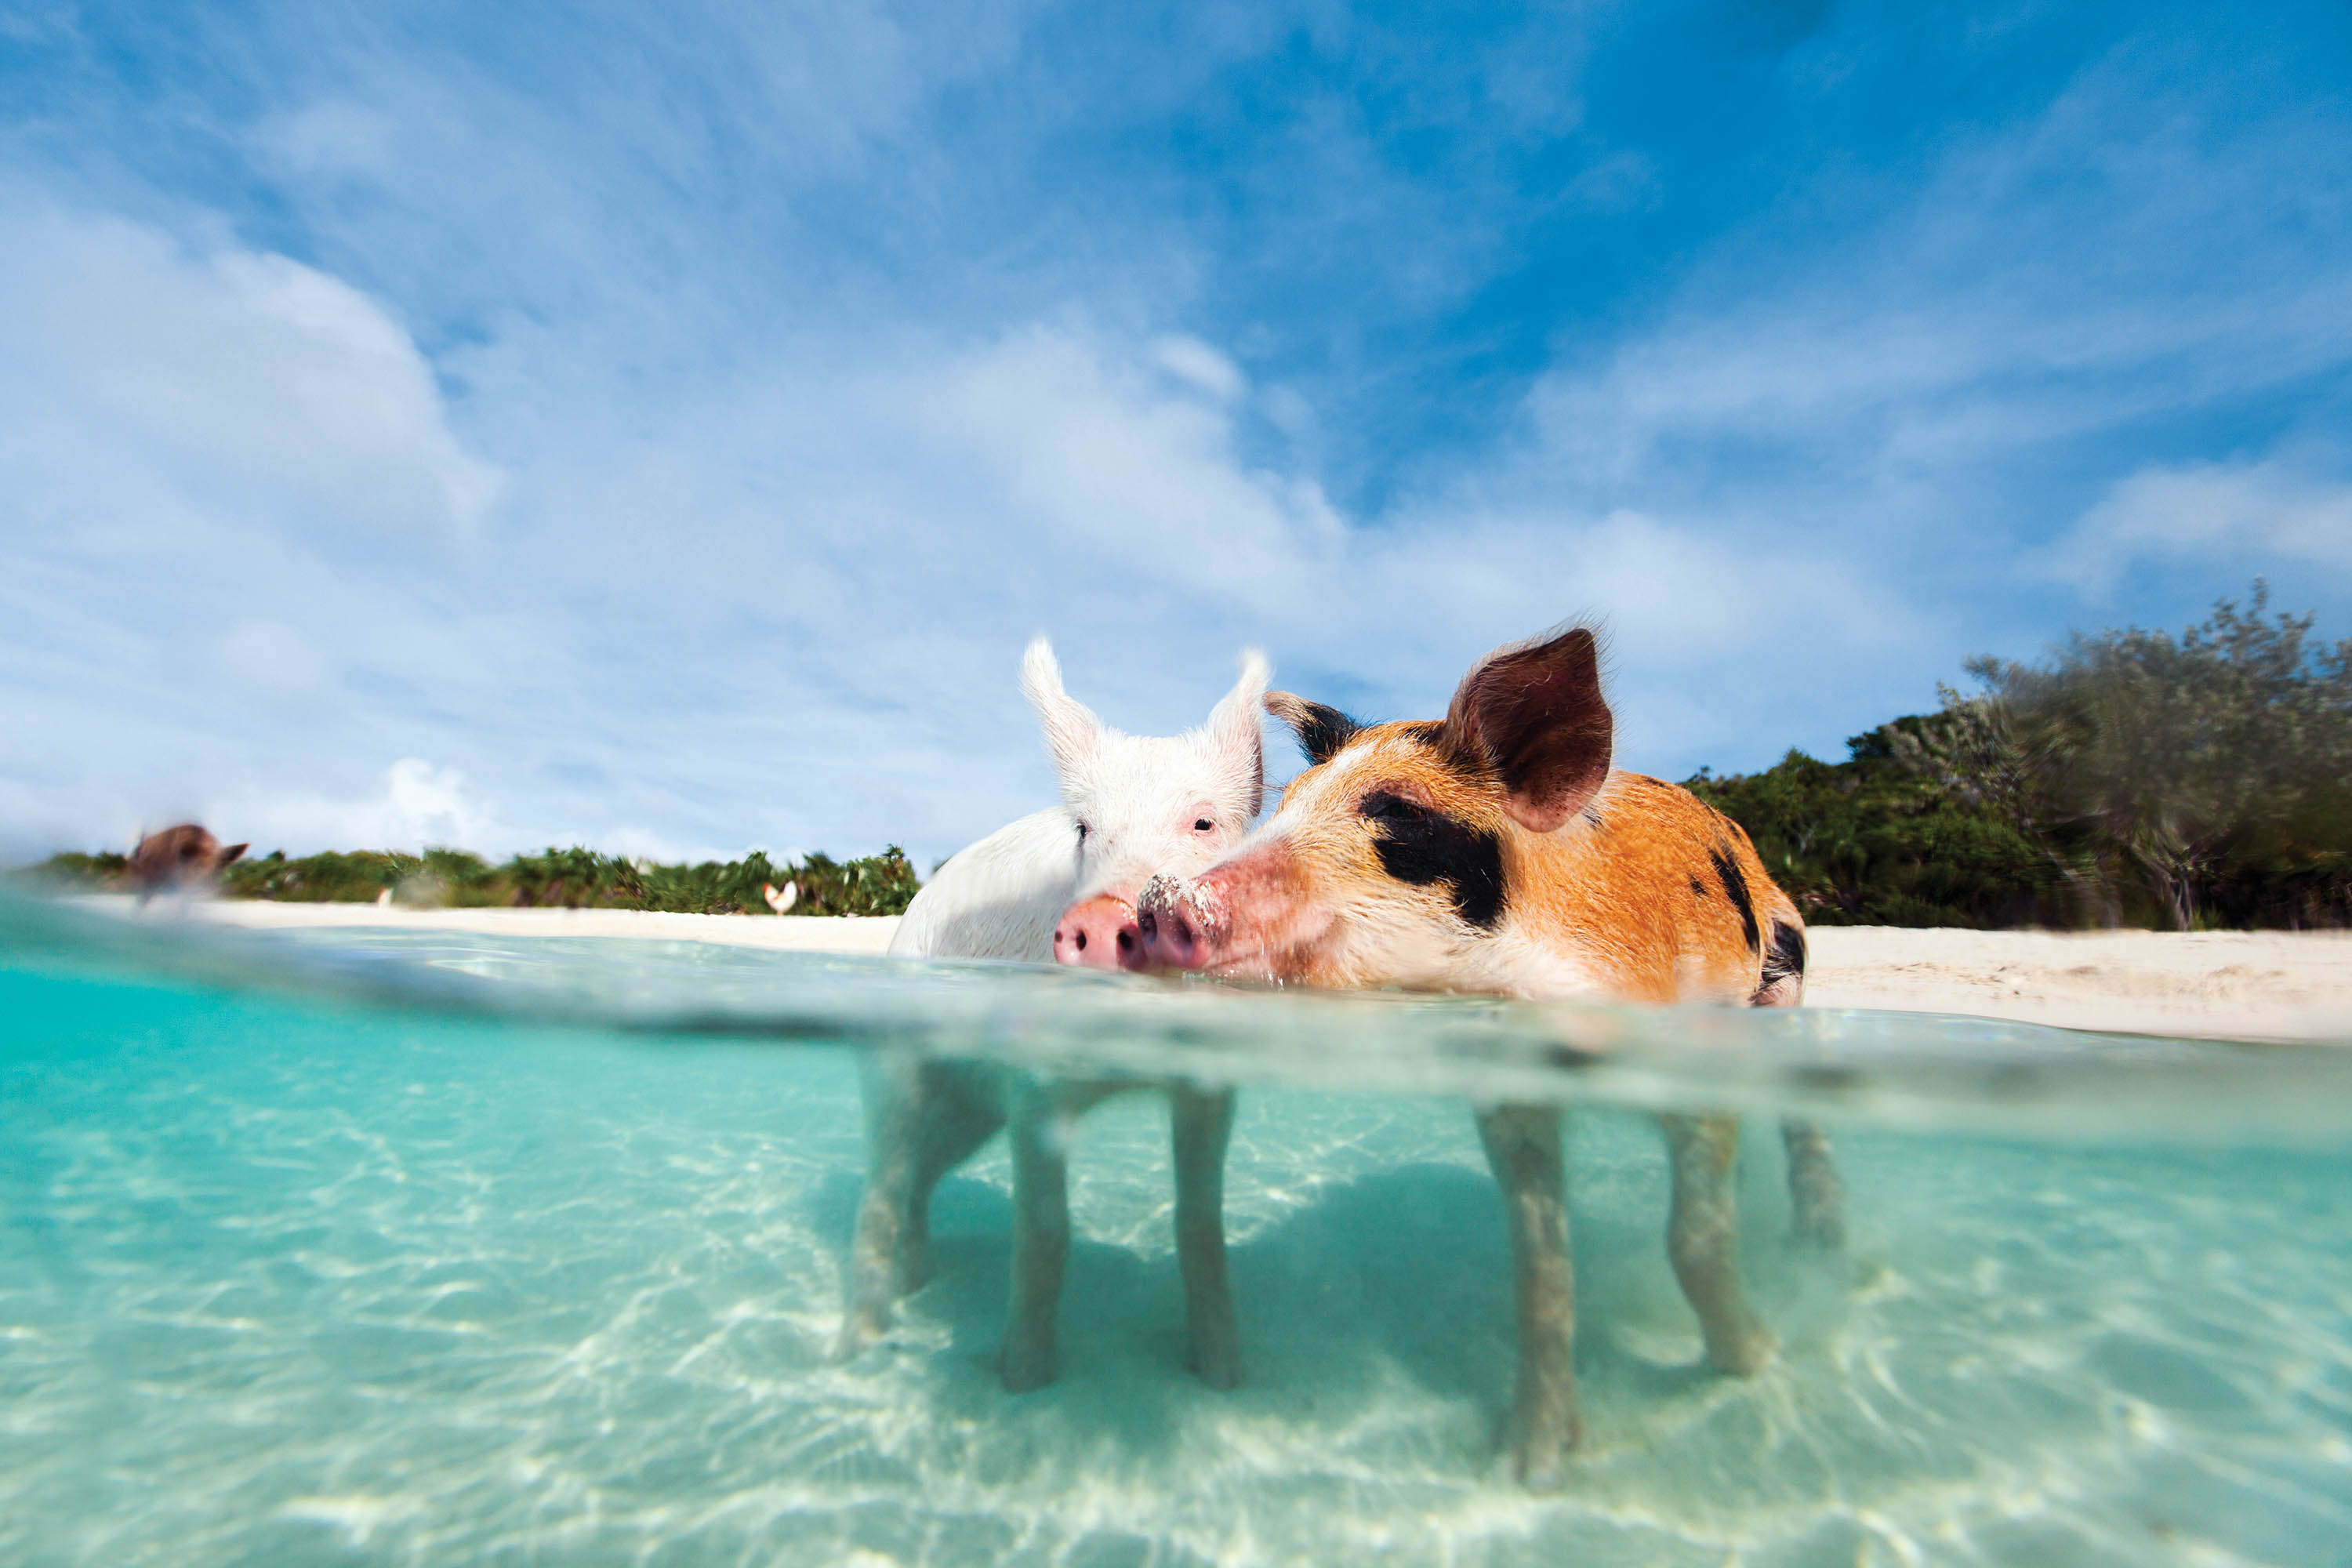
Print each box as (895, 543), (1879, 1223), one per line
(3, 902), (2350, 1566)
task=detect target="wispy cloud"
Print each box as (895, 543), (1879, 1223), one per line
(0, 201), (503, 542)
(2047, 449), (2352, 593)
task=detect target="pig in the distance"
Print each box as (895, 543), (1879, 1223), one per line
(1134, 624), (1845, 1486)
(129, 824), (248, 904)
(842, 637), (1269, 1392)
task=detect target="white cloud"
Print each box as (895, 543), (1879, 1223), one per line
(216, 759), (501, 855)
(0, 201), (503, 543)
(2046, 452), (2352, 591)
(902, 324), (1344, 604)
(1149, 334), (1247, 402)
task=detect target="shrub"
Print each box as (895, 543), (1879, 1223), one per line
(7, 851), (130, 892)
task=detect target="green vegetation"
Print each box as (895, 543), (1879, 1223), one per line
(14, 844), (922, 917)
(1685, 715), (2068, 929)
(1690, 584), (2352, 930)
(17, 850), (131, 888)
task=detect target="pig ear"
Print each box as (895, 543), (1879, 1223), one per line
(1264, 691), (1362, 766)
(1020, 637), (1105, 779)
(219, 843), (248, 866)
(1204, 648), (1271, 813)
(1442, 625), (1613, 834)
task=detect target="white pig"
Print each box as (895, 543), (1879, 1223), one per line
(840, 637), (1269, 1392)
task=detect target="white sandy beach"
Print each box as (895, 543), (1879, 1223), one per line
(158, 895), (906, 955)
(79, 896), (2352, 1041)
(1800, 924), (2352, 1042)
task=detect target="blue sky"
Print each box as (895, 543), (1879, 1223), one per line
(4, 0), (2349, 866)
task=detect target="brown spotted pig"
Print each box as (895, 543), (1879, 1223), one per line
(129, 824), (248, 903)
(1131, 624), (1844, 1486)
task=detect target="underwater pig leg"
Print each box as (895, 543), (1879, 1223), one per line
(837, 1052), (930, 1355)
(1780, 1118), (1847, 1249)
(1001, 1083), (1072, 1392)
(1660, 1113), (1777, 1374)
(904, 1065), (1007, 1287)
(1475, 1102), (1581, 1486)
(1170, 1082), (1242, 1389)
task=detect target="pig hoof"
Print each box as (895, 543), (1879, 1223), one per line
(1707, 1321), (1779, 1377)
(1515, 1453), (1568, 1493)
(831, 1312), (887, 1364)
(1502, 1410), (1581, 1490)
(1000, 1334), (1057, 1393)
(1188, 1336), (1244, 1391)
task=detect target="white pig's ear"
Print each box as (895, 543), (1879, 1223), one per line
(1021, 637), (1105, 780)
(1205, 648), (1271, 815)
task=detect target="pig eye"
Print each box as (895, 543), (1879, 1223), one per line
(1359, 791), (1434, 838)
(1192, 818), (1214, 833)
(1076, 822), (1091, 844)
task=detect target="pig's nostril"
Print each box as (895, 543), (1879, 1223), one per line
(1117, 930), (1133, 953)
(1074, 930), (1087, 951)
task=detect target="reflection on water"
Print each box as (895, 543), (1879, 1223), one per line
(2, 899), (2348, 1565)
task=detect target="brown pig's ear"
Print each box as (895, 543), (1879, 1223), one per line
(1441, 625), (1613, 833)
(218, 843), (249, 866)
(1264, 691), (1362, 765)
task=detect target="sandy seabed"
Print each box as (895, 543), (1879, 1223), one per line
(125, 897), (2352, 1043)
(9, 927), (2351, 1566)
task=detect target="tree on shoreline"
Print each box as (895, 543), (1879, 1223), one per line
(11, 844), (923, 917)
(1693, 583), (2352, 931)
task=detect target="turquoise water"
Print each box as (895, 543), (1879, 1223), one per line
(3, 902), (2350, 1565)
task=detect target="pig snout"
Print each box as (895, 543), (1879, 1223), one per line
(1052, 893), (1144, 970)
(1134, 874), (1221, 971)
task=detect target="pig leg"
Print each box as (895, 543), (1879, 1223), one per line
(1779, 1119), (1846, 1250)
(1475, 1103), (1581, 1486)
(903, 1066), (1007, 1288)
(1658, 1114), (1777, 1375)
(1169, 1083), (1242, 1389)
(1000, 1080), (1073, 1392)
(839, 1062), (1004, 1356)
(837, 1053), (930, 1356)
(1751, 964), (1846, 1250)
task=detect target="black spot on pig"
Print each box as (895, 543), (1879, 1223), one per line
(1708, 846), (1760, 951)
(1361, 789), (1506, 928)
(1689, 876), (1708, 898)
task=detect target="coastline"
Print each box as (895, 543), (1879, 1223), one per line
(1801, 924), (2352, 1043)
(73, 896), (2352, 1041)
(73, 894), (904, 955)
